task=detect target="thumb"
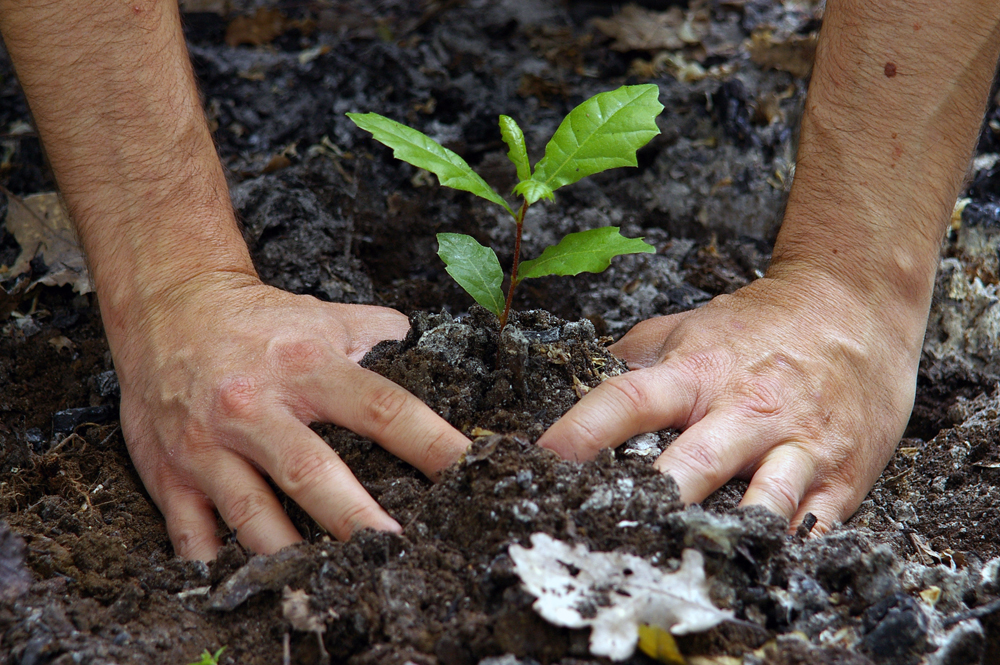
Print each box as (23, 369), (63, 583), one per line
(610, 310), (694, 368)
(335, 304), (411, 361)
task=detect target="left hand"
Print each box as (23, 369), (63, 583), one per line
(537, 271), (921, 532)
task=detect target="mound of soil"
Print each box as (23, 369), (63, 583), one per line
(2, 0), (1000, 663)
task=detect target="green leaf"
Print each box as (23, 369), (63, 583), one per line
(499, 115), (531, 182)
(530, 85), (663, 193)
(512, 179), (554, 204)
(517, 227), (655, 281)
(347, 112), (514, 217)
(437, 233), (506, 316)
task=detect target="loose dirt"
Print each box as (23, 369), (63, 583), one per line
(2, 1), (999, 663)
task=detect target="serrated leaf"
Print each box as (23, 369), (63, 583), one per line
(347, 112), (514, 217)
(512, 180), (554, 204)
(499, 115), (531, 182)
(530, 85), (663, 193)
(517, 227), (654, 281)
(437, 233), (505, 316)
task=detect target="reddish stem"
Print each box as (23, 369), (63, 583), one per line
(499, 200), (529, 329)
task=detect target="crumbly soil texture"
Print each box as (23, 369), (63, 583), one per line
(2, 1), (1000, 663)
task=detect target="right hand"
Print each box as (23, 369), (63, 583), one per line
(110, 272), (470, 561)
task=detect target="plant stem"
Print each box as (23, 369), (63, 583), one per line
(499, 200), (528, 329)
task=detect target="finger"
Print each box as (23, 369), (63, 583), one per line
(253, 417), (402, 541)
(159, 484), (224, 561)
(738, 444), (817, 521)
(337, 304), (411, 361)
(609, 311), (694, 368)
(537, 365), (697, 461)
(199, 455), (304, 555)
(315, 366), (469, 477)
(652, 412), (762, 505)
(792, 490), (858, 537)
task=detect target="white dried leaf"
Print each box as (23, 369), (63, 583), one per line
(1, 191), (92, 294)
(592, 4), (708, 52)
(281, 586), (327, 634)
(509, 533), (732, 661)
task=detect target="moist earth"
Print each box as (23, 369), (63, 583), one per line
(2, 1), (1000, 663)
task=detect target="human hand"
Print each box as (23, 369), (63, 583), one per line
(537, 272), (922, 532)
(111, 273), (470, 560)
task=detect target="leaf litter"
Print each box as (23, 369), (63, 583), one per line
(509, 532), (733, 661)
(0, 189), (92, 294)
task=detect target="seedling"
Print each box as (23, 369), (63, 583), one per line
(348, 85), (662, 327)
(186, 647), (226, 665)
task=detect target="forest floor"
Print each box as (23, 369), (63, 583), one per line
(2, 1), (1000, 663)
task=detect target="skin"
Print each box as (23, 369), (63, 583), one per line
(539, 0), (1000, 532)
(1, 0), (997, 559)
(0, 0), (471, 560)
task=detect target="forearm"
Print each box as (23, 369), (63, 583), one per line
(771, 0), (1000, 330)
(0, 1), (255, 339)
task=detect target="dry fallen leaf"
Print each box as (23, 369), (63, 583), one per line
(225, 8), (314, 47)
(748, 29), (818, 79)
(510, 533), (732, 661)
(593, 4), (708, 53)
(48, 335), (75, 352)
(1, 190), (92, 294)
(281, 586), (328, 634)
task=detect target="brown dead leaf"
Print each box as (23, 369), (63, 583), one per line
(1, 190), (92, 294)
(225, 8), (314, 47)
(525, 25), (593, 73)
(748, 29), (818, 79)
(592, 4), (708, 53)
(517, 74), (569, 107)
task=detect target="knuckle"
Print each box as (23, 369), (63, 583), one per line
(665, 442), (725, 487)
(282, 448), (338, 495)
(224, 488), (273, 534)
(415, 428), (460, 471)
(678, 349), (729, 380)
(678, 441), (722, 477)
(268, 338), (329, 374)
(362, 385), (411, 438)
(755, 475), (800, 518)
(216, 375), (263, 420)
(332, 501), (383, 540)
(737, 377), (785, 417)
(566, 416), (611, 459)
(602, 375), (650, 416)
(169, 526), (215, 560)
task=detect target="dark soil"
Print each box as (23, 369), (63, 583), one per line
(2, 1), (1000, 664)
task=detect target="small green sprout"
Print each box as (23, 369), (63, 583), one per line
(348, 84), (663, 327)
(187, 647), (226, 665)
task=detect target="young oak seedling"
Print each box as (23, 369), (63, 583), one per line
(348, 84), (663, 328)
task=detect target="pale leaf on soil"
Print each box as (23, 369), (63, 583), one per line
(748, 29), (818, 79)
(281, 587), (329, 634)
(348, 112), (515, 217)
(592, 4), (708, 52)
(436, 233), (505, 317)
(510, 533), (732, 661)
(517, 227), (654, 281)
(1, 191), (92, 294)
(529, 85), (663, 194)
